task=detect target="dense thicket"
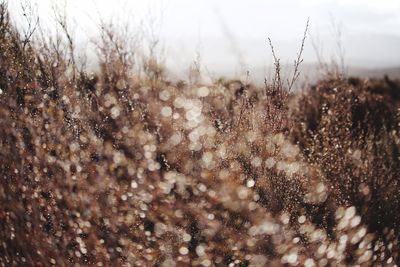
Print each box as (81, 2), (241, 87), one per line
(1, 3), (399, 266)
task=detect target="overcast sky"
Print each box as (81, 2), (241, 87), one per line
(8, 0), (400, 80)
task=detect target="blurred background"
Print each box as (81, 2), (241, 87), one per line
(8, 0), (400, 83)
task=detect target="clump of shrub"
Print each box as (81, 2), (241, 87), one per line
(290, 77), (400, 234)
(0, 2), (399, 266)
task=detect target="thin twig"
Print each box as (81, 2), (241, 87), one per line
(267, 37), (282, 93)
(287, 17), (309, 92)
(20, 1), (39, 49)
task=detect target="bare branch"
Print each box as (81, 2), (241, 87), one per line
(329, 15), (346, 78)
(287, 17), (309, 92)
(52, 1), (76, 81)
(267, 37), (282, 93)
(20, 0), (39, 49)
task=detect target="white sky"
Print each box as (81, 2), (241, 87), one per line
(8, 0), (400, 79)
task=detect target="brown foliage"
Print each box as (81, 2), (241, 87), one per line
(0, 3), (399, 266)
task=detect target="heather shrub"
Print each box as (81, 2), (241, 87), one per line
(290, 77), (400, 234)
(0, 2), (399, 266)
